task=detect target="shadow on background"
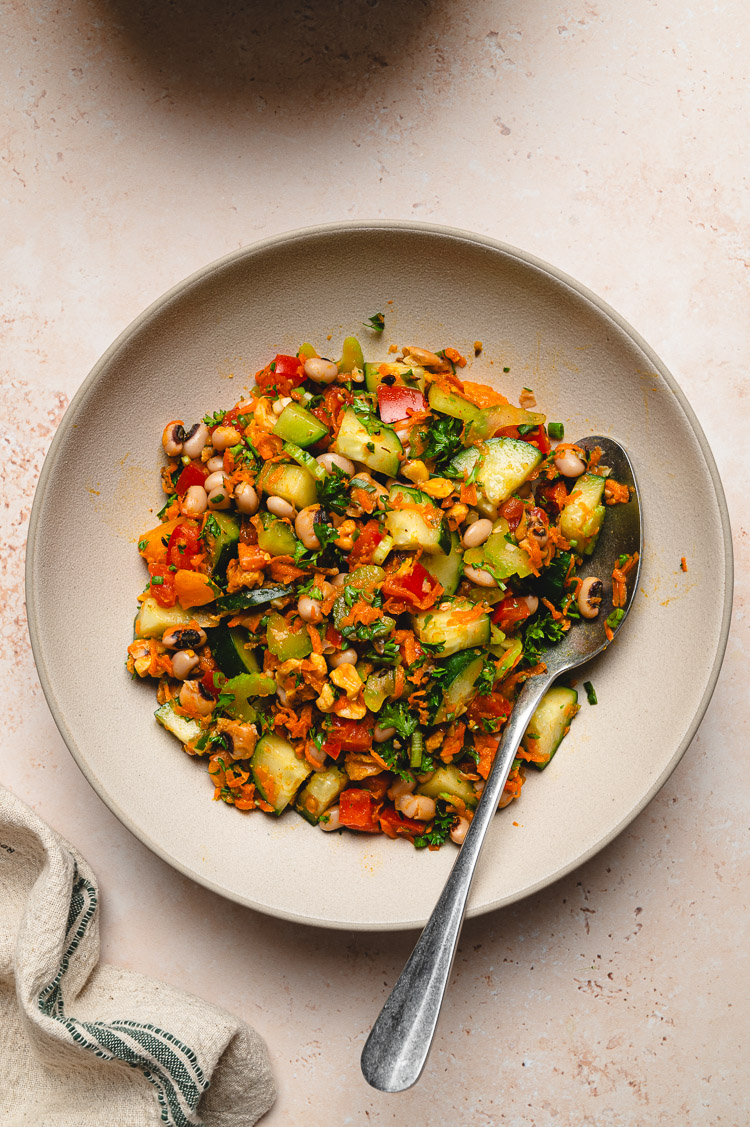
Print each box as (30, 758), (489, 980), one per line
(96, 0), (455, 119)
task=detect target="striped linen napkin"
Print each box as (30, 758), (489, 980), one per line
(0, 787), (275, 1126)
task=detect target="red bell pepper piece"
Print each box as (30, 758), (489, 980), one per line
(255, 353), (305, 395)
(166, 521), (202, 570)
(349, 520), (384, 566)
(379, 805), (425, 840)
(381, 559), (442, 609)
(339, 789), (381, 833)
(322, 717), (373, 758)
(376, 384), (427, 423)
(536, 479), (569, 516)
(492, 595), (533, 632)
(494, 424), (550, 454)
(175, 462), (208, 495)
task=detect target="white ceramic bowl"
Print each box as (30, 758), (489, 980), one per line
(26, 222), (733, 930)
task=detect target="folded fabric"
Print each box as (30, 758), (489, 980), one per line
(0, 786), (276, 1126)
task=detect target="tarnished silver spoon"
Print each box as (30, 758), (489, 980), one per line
(361, 436), (642, 1093)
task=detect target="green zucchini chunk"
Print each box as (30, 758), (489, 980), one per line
(333, 407), (403, 477)
(134, 597), (217, 639)
(522, 686), (579, 770)
(251, 734), (313, 814)
(155, 701), (202, 744)
(272, 402), (328, 448)
(213, 584), (294, 614)
(417, 764), (478, 809)
(211, 624), (260, 679)
(295, 766), (348, 824)
(411, 599), (490, 657)
(257, 461), (318, 510)
(559, 474), (606, 556)
(385, 484), (451, 555)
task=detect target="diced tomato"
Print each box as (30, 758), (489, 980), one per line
(201, 670), (225, 698)
(166, 521), (201, 570)
(376, 384), (427, 423)
(325, 625), (343, 650)
(339, 789), (381, 833)
(310, 386), (348, 432)
(322, 716), (373, 758)
(382, 560), (442, 608)
(175, 462), (208, 495)
(500, 496), (525, 531)
(492, 595), (533, 632)
(494, 424), (550, 453)
(148, 563), (177, 607)
(379, 805), (425, 840)
(255, 353), (305, 396)
(357, 774), (390, 800)
(349, 520), (384, 566)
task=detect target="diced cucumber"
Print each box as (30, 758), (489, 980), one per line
(257, 512), (299, 557)
(211, 625), (260, 678)
(134, 598), (217, 639)
(447, 437), (542, 516)
(348, 564), (386, 592)
(257, 461), (318, 510)
(251, 734), (312, 814)
(427, 383), (481, 424)
(432, 648), (486, 723)
(421, 531), (463, 596)
(282, 442), (328, 481)
(266, 613), (312, 661)
(522, 686), (579, 770)
(222, 672), (276, 722)
(295, 766), (348, 824)
(494, 636), (523, 680)
(411, 599), (490, 656)
(363, 669), (396, 712)
(155, 700), (202, 744)
(417, 764), (478, 809)
(364, 361), (426, 393)
(559, 474), (606, 555)
(204, 512), (240, 577)
(333, 407), (403, 477)
(297, 342), (318, 361)
(384, 484), (451, 555)
(465, 517), (533, 581)
(272, 402), (328, 447)
(467, 403), (545, 441)
(337, 336), (365, 374)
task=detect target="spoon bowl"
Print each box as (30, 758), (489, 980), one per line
(361, 435), (642, 1093)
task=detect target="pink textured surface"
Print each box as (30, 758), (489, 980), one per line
(2, 2), (747, 1123)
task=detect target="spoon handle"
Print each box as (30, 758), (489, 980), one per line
(361, 671), (554, 1093)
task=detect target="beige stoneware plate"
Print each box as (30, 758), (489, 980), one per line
(26, 222), (732, 931)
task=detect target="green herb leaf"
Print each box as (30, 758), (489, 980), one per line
(203, 410), (226, 427)
(583, 681), (598, 705)
(413, 799), (455, 850)
(364, 312), (385, 333)
(421, 414), (465, 470)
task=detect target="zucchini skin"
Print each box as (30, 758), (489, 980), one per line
(522, 687), (579, 770)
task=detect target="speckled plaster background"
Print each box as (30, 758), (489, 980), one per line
(2, 2), (747, 1124)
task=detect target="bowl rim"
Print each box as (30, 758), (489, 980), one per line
(25, 220), (734, 930)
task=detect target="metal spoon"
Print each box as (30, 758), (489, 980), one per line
(361, 436), (642, 1093)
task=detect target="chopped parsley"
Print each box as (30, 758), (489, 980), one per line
(420, 414), (464, 470)
(364, 312), (385, 333)
(414, 799), (455, 849)
(157, 493), (177, 519)
(203, 409), (226, 427)
(317, 464), (351, 514)
(377, 699), (418, 741)
(522, 612), (566, 664)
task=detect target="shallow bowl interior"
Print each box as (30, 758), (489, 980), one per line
(27, 223), (732, 930)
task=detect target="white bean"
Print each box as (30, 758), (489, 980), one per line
(182, 485), (208, 517)
(450, 816), (471, 845)
(304, 357), (339, 384)
(206, 454), (225, 473)
(462, 518), (493, 549)
(297, 596), (323, 624)
(267, 496), (295, 518)
(182, 422), (209, 458)
(331, 573), (348, 588)
(276, 685), (288, 706)
(387, 776), (416, 801)
(395, 794), (436, 821)
(554, 450), (586, 477)
(295, 506), (321, 550)
(320, 805), (343, 831)
(207, 486), (231, 510)
(211, 425), (242, 452)
(523, 595), (539, 616)
(162, 626), (207, 649)
(329, 648), (357, 668)
(171, 650), (199, 680)
(463, 564), (498, 587)
(577, 576), (604, 619)
(162, 421), (184, 457)
(204, 470), (226, 492)
(316, 452), (355, 476)
(234, 482), (259, 515)
(373, 724), (397, 743)
(178, 679), (214, 717)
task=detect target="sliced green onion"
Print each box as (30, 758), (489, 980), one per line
(548, 422), (565, 441)
(282, 441), (327, 481)
(605, 608), (625, 630)
(583, 681), (597, 705)
(371, 535), (394, 566)
(410, 730), (424, 770)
